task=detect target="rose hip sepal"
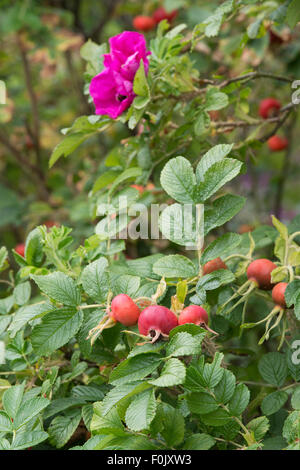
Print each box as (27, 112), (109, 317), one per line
(138, 305), (178, 343)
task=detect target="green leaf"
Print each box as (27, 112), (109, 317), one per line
(204, 194), (245, 235)
(272, 215), (288, 240)
(14, 397), (50, 429)
(196, 144), (233, 181)
(285, 280), (300, 308)
(194, 158), (243, 202)
(182, 433), (215, 450)
(25, 227), (44, 266)
(0, 247), (8, 271)
(187, 392), (218, 415)
(261, 391), (289, 416)
(166, 332), (204, 357)
(200, 408), (230, 426)
(2, 384), (25, 419)
(0, 411), (12, 432)
(153, 255), (197, 278)
(93, 170), (122, 194)
(201, 233), (241, 264)
(31, 272), (81, 306)
(196, 270), (235, 293)
(81, 257), (109, 303)
(90, 402), (125, 435)
(169, 323), (206, 339)
(282, 410), (300, 444)
(247, 416), (269, 441)
(160, 403), (185, 447)
(228, 384), (250, 416)
(112, 274), (140, 297)
(49, 133), (90, 168)
(13, 282), (31, 306)
(108, 167), (142, 196)
(286, 0), (300, 29)
(214, 369), (236, 404)
(11, 430), (49, 450)
(159, 203), (200, 246)
(8, 302), (52, 337)
(109, 354), (162, 386)
(258, 353), (288, 387)
(149, 358), (186, 387)
(125, 388), (157, 431)
(202, 352), (225, 388)
(48, 409), (82, 448)
(31, 307), (83, 356)
(194, 111), (210, 136)
(205, 88), (228, 111)
(44, 397), (88, 419)
(291, 387), (300, 410)
(80, 40), (107, 74)
(101, 382), (152, 415)
(160, 156), (196, 204)
(133, 60), (150, 99)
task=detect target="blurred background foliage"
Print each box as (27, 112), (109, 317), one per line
(0, 0), (299, 254)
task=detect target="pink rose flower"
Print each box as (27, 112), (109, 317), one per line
(90, 31), (151, 119)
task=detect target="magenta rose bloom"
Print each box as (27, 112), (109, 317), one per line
(89, 31), (151, 119)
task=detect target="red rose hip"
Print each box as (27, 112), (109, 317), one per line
(247, 259), (277, 290)
(152, 7), (178, 24)
(267, 135), (288, 151)
(272, 282), (288, 308)
(178, 305), (208, 326)
(110, 294), (140, 326)
(203, 257), (228, 275)
(15, 243), (25, 257)
(138, 305), (178, 341)
(133, 16), (155, 32)
(259, 98), (281, 119)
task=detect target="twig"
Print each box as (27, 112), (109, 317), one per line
(0, 129), (49, 200)
(273, 118), (296, 217)
(16, 33), (41, 166)
(218, 71), (294, 88)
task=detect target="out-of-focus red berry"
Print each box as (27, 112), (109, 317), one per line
(15, 243), (25, 257)
(133, 16), (155, 32)
(267, 135), (288, 151)
(259, 98), (281, 119)
(153, 7), (178, 24)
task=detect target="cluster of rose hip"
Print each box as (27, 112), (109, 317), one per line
(259, 98), (288, 152)
(216, 256), (290, 346)
(90, 295), (210, 345)
(132, 7), (177, 32)
(87, 259), (226, 345)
